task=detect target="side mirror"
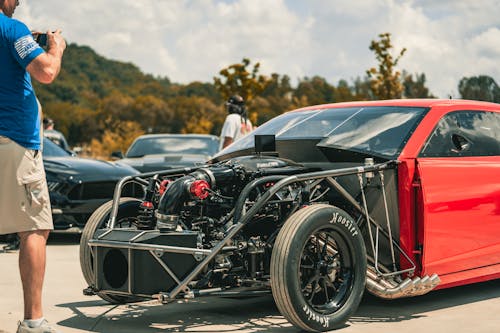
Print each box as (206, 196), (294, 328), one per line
(111, 151), (124, 160)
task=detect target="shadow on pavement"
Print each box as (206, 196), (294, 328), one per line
(57, 296), (293, 332)
(48, 233), (82, 245)
(352, 279), (500, 324)
(55, 279), (500, 332)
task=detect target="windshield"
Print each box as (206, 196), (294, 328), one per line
(126, 136), (220, 158)
(42, 137), (71, 157)
(216, 106), (427, 159)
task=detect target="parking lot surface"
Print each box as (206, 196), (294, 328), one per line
(0, 234), (499, 333)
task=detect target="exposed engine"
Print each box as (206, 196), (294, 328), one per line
(133, 155), (315, 290)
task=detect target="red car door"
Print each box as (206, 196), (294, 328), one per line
(416, 110), (500, 277)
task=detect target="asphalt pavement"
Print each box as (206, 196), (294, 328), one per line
(0, 234), (499, 333)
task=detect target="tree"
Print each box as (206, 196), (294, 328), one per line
(130, 95), (172, 133)
(213, 58), (271, 103)
(257, 73), (294, 123)
(166, 96), (224, 135)
(334, 79), (356, 102)
(402, 71), (435, 98)
(294, 76), (336, 106)
(458, 75), (500, 103)
(352, 76), (374, 100)
(177, 81), (222, 103)
(366, 33), (406, 100)
(213, 58), (271, 125)
(88, 120), (144, 159)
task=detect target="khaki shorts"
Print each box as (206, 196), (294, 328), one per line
(0, 136), (53, 235)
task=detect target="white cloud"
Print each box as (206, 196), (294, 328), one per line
(15, 0), (500, 98)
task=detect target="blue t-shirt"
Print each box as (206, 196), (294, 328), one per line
(0, 13), (44, 150)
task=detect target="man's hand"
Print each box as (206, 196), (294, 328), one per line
(46, 29), (66, 55)
(26, 29), (66, 84)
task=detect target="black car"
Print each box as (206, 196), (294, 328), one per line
(43, 137), (143, 232)
(116, 134), (220, 172)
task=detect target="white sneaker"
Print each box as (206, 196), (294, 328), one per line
(16, 320), (59, 333)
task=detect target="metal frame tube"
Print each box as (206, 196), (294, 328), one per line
(88, 239), (211, 256)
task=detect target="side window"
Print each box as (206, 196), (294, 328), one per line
(420, 111), (500, 157)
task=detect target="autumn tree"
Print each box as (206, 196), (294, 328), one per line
(89, 120), (144, 159)
(213, 58), (271, 125)
(166, 96), (224, 135)
(130, 95), (172, 133)
(213, 58), (270, 102)
(334, 80), (355, 102)
(367, 33), (406, 100)
(100, 91), (134, 121)
(458, 75), (500, 103)
(41, 101), (101, 145)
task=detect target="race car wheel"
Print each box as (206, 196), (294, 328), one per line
(79, 197), (142, 304)
(271, 204), (366, 332)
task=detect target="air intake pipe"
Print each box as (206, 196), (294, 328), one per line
(155, 167), (236, 230)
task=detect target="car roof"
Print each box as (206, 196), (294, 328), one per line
(135, 133), (219, 140)
(294, 99), (500, 112)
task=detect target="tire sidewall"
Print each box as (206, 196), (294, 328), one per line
(284, 205), (366, 331)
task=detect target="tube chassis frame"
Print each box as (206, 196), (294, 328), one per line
(88, 160), (422, 302)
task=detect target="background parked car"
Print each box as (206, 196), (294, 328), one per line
(43, 137), (143, 232)
(114, 133), (220, 172)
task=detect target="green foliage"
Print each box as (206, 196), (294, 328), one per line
(258, 73), (294, 124)
(458, 75), (500, 102)
(402, 71), (435, 98)
(294, 76), (336, 105)
(367, 33), (406, 100)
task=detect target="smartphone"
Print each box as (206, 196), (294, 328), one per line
(35, 33), (47, 47)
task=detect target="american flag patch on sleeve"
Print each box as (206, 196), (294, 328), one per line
(14, 35), (39, 59)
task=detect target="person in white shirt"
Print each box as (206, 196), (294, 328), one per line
(220, 95), (253, 149)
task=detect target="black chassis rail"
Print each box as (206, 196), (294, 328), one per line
(88, 160), (416, 302)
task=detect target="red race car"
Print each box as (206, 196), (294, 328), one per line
(80, 99), (500, 332)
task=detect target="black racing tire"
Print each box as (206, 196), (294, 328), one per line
(271, 204), (366, 332)
(79, 197), (142, 304)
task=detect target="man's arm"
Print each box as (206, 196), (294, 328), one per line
(27, 30), (66, 84)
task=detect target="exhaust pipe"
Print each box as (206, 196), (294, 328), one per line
(366, 267), (440, 299)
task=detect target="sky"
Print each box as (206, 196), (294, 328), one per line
(15, 0), (500, 99)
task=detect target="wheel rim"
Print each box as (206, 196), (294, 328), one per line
(299, 226), (354, 314)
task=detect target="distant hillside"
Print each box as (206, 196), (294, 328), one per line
(33, 43), (179, 108)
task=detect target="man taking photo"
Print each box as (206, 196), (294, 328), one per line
(0, 0), (66, 332)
